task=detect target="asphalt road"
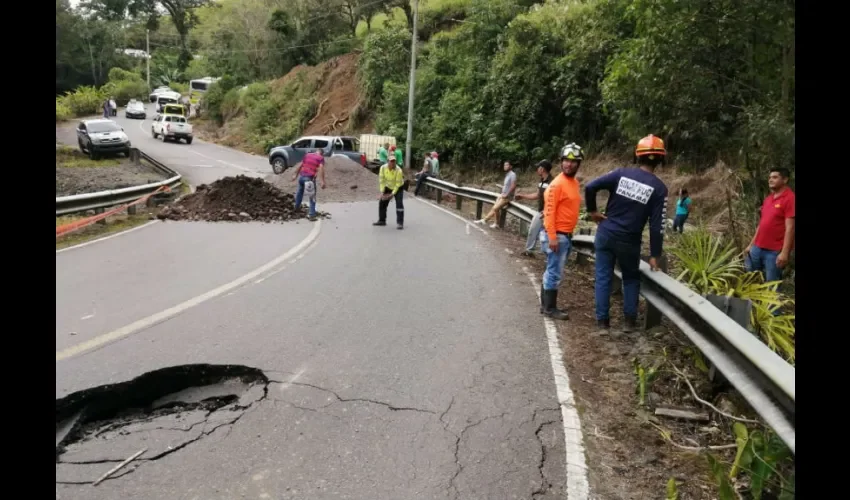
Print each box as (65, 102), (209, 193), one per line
(94, 102), (271, 186)
(56, 107), (574, 499)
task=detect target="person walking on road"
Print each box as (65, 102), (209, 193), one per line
(585, 134), (669, 334)
(109, 97), (117, 117)
(291, 148), (327, 221)
(745, 167), (795, 283)
(102, 99), (110, 118)
(672, 188), (692, 233)
(475, 161), (517, 229)
(374, 156), (406, 229)
(540, 146), (583, 320)
(516, 159), (554, 257)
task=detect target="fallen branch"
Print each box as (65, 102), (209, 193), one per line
(669, 364), (761, 425)
(307, 97), (330, 125)
(93, 448), (147, 486)
(649, 422), (736, 452)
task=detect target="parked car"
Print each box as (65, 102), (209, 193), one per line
(151, 114), (193, 144)
(268, 135), (365, 174)
(76, 119), (131, 159)
(125, 99), (146, 119)
(149, 86), (172, 103)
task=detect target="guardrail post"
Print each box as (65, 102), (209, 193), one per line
(436, 189), (442, 204)
(641, 254), (669, 330)
(129, 148), (141, 165)
(127, 204), (137, 215)
(575, 228), (592, 265)
(455, 193), (463, 210)
(497, 207), (507, 228)
(475, 200), (483, 220)
(704, 294), (753, 385)
(95, 208), (107, 225)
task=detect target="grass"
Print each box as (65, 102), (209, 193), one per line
(56, 145), (121, 168)
(56, 213), (154, 250)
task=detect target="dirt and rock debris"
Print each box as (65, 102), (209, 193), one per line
(157, 175), (329, 222)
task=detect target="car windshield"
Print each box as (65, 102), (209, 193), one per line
(87, 121), (121, 133)
(159, 97), (176, 104)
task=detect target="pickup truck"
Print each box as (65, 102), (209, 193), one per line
(151, 113), (193, 144)
(268, 135), (366, 174)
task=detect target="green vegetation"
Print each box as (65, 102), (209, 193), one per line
(668, 227), (795, 364)
(56, 145), (121, 168)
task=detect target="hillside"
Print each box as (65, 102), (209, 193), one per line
(193, 53), (372, 155)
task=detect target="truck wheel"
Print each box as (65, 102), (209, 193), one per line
(151, 128), (158, 139)
(185, 137), (193, 145)
(271, 157), (287, 174)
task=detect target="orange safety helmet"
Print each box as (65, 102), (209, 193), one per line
(635, 134), (666, 159)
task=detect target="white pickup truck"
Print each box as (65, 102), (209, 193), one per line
(151, 114), (193, 144)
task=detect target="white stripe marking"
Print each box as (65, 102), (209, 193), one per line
(413, 197), (488, 235)
(56, 221), (160, 254)
(56, 220), (322, 361)
(525, 268), (591, 499)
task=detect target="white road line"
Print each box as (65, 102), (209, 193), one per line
(56, 221), (160, 254)
(254, 239), (320, 284)
(56, 220), (323, 362)
(190, 149), (256, 174)
(413, 197), (488, 235)
(525, 267), (591, 499)
(415, 197), (590, 498)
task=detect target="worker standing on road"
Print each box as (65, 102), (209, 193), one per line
(291, 148), (327, 221)
(516, 159), (554, 257)
(585, 134), (669, 334)
(540, 146), (583, 320)
(374, 156), (406, 229)
(378, 143), (389, 164)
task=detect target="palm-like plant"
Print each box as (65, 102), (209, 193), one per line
(725, 272), (795, 363)
(668, 227), (743, 295)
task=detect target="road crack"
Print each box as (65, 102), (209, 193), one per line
(267, 379), (438, 414)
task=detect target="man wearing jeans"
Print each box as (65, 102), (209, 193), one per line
(373, 157), (406, 229)
(585, 135), (669, 334)
(745, 167), (795, 282)
(540, 145), (583, 320)
(291, 149), (326, 221)
(516, 160), (554, 256)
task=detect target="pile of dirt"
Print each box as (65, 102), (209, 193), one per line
(157, 176), (328, 222)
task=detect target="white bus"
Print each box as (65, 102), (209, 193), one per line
(189, 77), (220, 105)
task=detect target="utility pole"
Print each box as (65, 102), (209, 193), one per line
(146, 29), (151, 90)
(404, 0), (420, 171)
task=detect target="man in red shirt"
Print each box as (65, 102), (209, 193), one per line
(291, 149), (327, 221)
(745, 167), (795, 282)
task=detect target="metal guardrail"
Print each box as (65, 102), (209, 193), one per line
(421, 176), (795, 454)
(56, 150), (183, 216)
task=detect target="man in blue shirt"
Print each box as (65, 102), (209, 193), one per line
(585, 134), (669, 334)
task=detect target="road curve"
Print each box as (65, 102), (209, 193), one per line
(56, 107), (574, 499)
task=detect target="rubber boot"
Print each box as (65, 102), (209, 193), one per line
(542, 290), (569, 320)
(623, 316), (638, 333)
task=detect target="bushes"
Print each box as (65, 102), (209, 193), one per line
(58, 86), (105, 118)
(56, 99), (73, 122)
(102, 79), (150, 106)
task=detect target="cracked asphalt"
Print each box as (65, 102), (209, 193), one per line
(56, 122), (573, 498)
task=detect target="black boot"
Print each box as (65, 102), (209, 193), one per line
(539, 285), (545, 313)
(373, 221), (386, 226)
(623, 315), (638, 333)
(597, 318), (610, 330)
(542, 290), (569, 320)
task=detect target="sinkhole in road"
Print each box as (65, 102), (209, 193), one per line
(56, 364), (269, 471)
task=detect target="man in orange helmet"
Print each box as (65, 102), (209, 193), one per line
(585, 135), (669, 334)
